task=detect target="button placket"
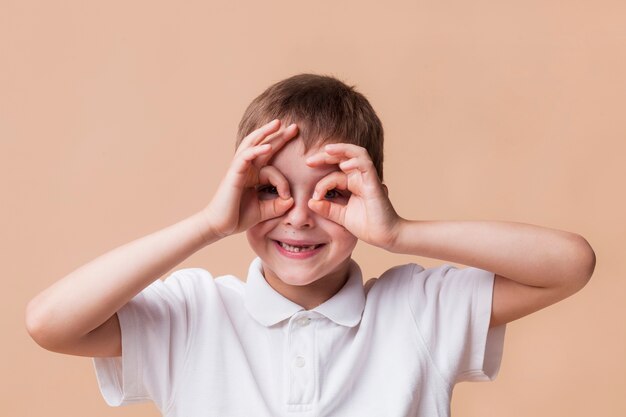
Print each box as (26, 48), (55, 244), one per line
(293, 355), (306, 367)
(296, 317), (311, 327)
(286, 314), (317, 406)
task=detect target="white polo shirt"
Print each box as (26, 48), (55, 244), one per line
(93, 257), (505, 417)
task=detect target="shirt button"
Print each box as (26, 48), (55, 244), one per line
(296, 317), (311, 327)
(293, 356), (306, 368)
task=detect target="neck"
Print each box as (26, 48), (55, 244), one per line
(262, 259), (352, 310)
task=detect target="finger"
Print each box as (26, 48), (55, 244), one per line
(305, 151), (347, 167)
(305, 144), (371, 167)
(307, 198), (346, 226)
(312, 171), (348, 200)
(338, 157), (383, 197)
(258, 122), (297, 146)
(237, 119), (281, 154)
(258, 165), (291, 199)
(338, 157), (377, 175)
(323, 143), (369, 159)
(259, 196), (294, 221)
(254, 123), (299, 166)
(229, 144), (272, 179)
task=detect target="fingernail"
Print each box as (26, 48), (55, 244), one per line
(312, 191), (320, 200)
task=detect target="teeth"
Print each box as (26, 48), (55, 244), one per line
(279, 242), (318, 253)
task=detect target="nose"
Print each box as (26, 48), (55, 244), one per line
(282, 194), (315, 229)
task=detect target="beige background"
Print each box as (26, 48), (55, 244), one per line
(2, 0), (625, 416)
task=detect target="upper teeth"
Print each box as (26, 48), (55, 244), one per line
(279, 242), (318, 253)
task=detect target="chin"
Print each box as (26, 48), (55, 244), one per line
(269, 264), (323, 286)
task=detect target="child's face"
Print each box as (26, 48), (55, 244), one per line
(246, 138), (358, 296)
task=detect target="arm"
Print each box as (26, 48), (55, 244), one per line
(25, 211), (218, 357)
(26, 119), (298, 357)
(389, 220), (596, 327)
(306, 143), (596, 328)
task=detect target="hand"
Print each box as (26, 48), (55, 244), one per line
(305, 143), (403, 249)
(202, 120), (297, 239)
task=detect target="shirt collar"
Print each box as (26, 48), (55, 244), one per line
(244, 257), (365, 328)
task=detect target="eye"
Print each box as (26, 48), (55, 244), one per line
(324, 189), (344, 200)
(256, 185), (279, 195)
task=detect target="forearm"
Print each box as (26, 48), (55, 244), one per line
(26, 210), (219, 349)
(389, 219), (595, 289)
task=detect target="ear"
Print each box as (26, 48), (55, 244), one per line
(382, 183), (389, 198)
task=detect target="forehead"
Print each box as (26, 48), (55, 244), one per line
(268, 139), (338, 183)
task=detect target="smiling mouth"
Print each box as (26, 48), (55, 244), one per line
(274, 240), (325, 253)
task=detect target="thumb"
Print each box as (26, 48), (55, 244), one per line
(308, 199), (345, 225)
(259, 197), (293, 221)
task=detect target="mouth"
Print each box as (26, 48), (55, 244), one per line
(272, 240), (325, 258)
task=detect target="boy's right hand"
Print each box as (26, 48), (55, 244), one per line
(202, 119), (297, 240)
(26, 121), (298, 357)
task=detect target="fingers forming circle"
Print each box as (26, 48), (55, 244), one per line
(313, 171), (348, 200)
(258, 165), (291, 199)
(228, 144), (272, 182)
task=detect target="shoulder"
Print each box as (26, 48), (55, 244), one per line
(149, 267), (214, 295)
(373, 262), (450, 288)
(371, 263), (493, 299)
(376, 262), (468, 281)
(143, 268), (244, 304)
(364, 263), (425, 297)
(123, 268), (245, 328)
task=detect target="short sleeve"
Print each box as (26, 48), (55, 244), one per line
(406, 264), (506, 385)
(92, 268), (208, 410)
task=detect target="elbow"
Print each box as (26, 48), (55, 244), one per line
(25, 298), (49, 349)
(567, 233), (596, 292)
(25, 297), (63, 352)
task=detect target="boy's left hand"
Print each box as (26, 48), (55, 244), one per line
(306, 143), (402, 249)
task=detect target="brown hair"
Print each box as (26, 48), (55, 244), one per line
(236, 73), (385, 180)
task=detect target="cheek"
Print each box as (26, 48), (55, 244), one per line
(319, 218), (356, 241)
(344, 235), (358, 251)
(246, 219), (278, 246)
(245, 227), (264, 248)
(328, 224), (358, 250)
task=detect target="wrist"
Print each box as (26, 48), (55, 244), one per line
(197, 208), (227, 245)
(384, 216), (410, 253)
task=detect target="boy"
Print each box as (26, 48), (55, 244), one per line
(26, 74), (596, 416)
